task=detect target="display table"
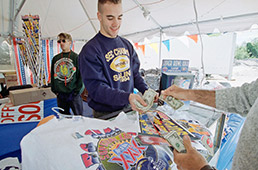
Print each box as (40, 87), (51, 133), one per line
(20, 102), (236, 170)
(0, 98), (58, 161)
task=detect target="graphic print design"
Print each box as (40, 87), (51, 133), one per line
(80, 126), (174, 170)
(54, 58), (76, 82)
(139, 110), (190, 137)
(110, 56), (130, 73)
(105, 48), (131, 83)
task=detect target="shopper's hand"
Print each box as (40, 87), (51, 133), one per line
(173, 135), (208, 170)
(161, 85), (189, 101)
(129, 93), (147, 112)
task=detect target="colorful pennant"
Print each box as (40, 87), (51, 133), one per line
(162, 40), (170, 51)
(187, 35), (198, 43)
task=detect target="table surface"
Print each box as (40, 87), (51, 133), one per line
(19, 102), (227, 170)
(0, 98), (58, 161)
(110, 102), (224, 165)
(0, 100), (225, 166)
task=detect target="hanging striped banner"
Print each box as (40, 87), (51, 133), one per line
(49, 40), (54, 82)
(13, 37), (27, 85)
(49, 40), (54, 62)
(42, 39), (54, 83)
(29, 69), (35, 84)
(42, 40), (47, 82)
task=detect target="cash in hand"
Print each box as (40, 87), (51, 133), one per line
(159, 94), (184, 110)
(134, 89), (157, 112)
(163, 131), (186, 153)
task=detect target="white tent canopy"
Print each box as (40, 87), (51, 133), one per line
(1, 0), (258, 42)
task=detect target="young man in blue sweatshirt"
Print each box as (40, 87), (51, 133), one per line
(79, 0), (150, 118)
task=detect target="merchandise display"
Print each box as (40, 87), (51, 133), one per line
(21, 108), (220, 170)
(1, 1), (257, 170)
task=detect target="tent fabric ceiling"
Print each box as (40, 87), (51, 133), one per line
(1, 0), (258, 42)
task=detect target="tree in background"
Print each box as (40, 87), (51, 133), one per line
(235, 45), (249, 59)
(246, 39), (258, 58)
(235, 38), (258, 59)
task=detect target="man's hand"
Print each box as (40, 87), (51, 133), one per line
(162, 85), (216, 108)
(129, 93), (147, 112)
(173, 135), (208, 170)
(161, 85), (189, 101)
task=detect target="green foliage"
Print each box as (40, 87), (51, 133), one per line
(235, 45), (249, 59)
(235, 38), (258, 59)
(247, 42), (258, 58)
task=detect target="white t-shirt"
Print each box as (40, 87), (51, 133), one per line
(21, 113), (141, 170)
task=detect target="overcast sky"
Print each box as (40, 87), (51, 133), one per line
(236, 25), (258, 46)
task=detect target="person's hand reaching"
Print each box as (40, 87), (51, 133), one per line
(173, 135), (208, 170)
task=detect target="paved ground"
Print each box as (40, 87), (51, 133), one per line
(230, 58), (258, 87)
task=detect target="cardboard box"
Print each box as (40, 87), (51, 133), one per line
(4, 74), (18, 88)
(9, 87), (56, 106)
(0, 78), (5, 84)
(0, 70), (16, 74)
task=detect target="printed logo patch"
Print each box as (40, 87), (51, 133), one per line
(110, 55), (130, 72)
(54, 58), (76, 82)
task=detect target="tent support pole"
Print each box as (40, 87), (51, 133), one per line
(159, 29), (163, 68)
(9, 0), (15, 36)
(1, 1), (4, 33)
(79, 0), (98, 33)
(13, 0), (26, 21)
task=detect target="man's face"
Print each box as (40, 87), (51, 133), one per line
(97, 2), (123, 38)
(58, 37), (71, 52)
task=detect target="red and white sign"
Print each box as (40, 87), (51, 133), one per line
(0, 101), (44, 124)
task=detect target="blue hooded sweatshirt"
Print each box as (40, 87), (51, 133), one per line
(79, 32), (148, 112)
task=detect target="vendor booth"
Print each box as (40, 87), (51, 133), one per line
(0, 0), (255, 170)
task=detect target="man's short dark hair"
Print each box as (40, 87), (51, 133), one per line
(98, 0), (122, 12)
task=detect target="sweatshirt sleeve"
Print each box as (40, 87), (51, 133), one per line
(131, 45), (148, 94)
(79, 45), (130, 106)
(216, 79), (258, 116)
